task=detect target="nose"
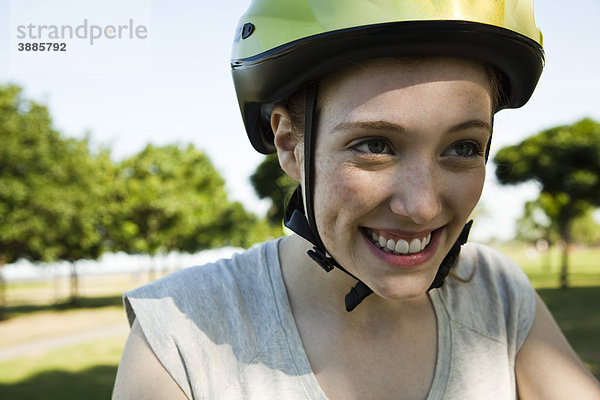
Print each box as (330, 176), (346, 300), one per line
(388, 162), (442, 224)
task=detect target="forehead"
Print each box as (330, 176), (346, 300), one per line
(317, 57), (493, 128)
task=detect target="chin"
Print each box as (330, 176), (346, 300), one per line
(347, 229), (449, 301)
(363, 271), (438, 303)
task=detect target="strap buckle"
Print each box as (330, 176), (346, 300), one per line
(307, 246), (335, 272)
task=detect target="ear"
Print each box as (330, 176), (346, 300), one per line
(272, 105), (302, 181)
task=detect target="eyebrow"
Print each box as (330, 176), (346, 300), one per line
(332, 119), (492, 135)
(447, 119), (492, 134)
(332, 120), (405, 134)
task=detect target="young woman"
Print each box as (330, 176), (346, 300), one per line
(113, 1), (600, 399)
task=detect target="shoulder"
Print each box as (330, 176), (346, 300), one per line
(447, 242), (533, 297)
(122, 240), (285, 398)
(125, 240), (280, 325)
(437, 243), (536, 352)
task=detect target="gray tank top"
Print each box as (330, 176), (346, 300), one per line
(125, 240), (535, 399)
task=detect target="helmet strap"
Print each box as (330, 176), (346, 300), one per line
(283, 81), (375, 311)
(427, 220), (473, 291)
(283, 186), (374, 312)
(301, 82), (328, 261)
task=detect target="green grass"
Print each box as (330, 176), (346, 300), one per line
(492, 244), (600, 288)
(0, 304), (125, 348)
(492, 244), (600, 379)
(537, 287), (600, 379)
(0, 336), (125, 400)
(5, 273), (145, 309)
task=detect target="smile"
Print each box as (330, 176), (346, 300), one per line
(364, 228), (432, 255)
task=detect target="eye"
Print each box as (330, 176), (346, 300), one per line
(352, 138), (393, 155)
(444, 141), (484, 158)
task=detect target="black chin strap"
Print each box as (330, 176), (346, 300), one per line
(284, 187), (373, 311)
(427, 220), (473, 290)
(301, 83), (336, 272)
(283, 81), (473, 312)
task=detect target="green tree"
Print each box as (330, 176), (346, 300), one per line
(570, 208), (600, 246)
(49, 137), (115, 303)
(494, 118), (600, 288)
(0, 84), (275, 317)
(250, 153), (297, 226)
(517, 199), (600, 247)
(110, 144), (272, 268)
(516, 198), (558, 245)
(0, 84), (113, 312)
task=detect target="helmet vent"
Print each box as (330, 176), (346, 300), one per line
(242, 23), (255, 40)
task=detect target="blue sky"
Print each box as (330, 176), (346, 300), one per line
(1, 0), (599, 241)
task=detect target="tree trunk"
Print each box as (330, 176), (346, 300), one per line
(69, 261), (79, 305)
(559, 240), (570, 289)
(558, 221), (572, 289)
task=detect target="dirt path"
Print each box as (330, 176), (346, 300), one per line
(0, 321), (129, 362)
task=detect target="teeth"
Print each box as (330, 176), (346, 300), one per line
(370, 230), (432, 255)
(395, 239), (409, 253)
(386, 239), (395, 251)
(409, 238), (421, 253)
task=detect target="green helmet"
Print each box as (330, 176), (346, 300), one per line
(231, 0), (544, 154)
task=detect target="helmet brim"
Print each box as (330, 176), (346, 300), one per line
(232, 20), (544, 154)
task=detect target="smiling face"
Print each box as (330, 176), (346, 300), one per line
(306, 57), (492, 300)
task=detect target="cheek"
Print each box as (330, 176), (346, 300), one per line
(446, 167), (486, 216)
(314, 159), (382, 211)
(312, 161), (377, 245)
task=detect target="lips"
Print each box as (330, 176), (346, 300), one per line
(360, 226), (442, 268)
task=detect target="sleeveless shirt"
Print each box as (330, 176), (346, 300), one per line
(124, 240), (535, 399)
